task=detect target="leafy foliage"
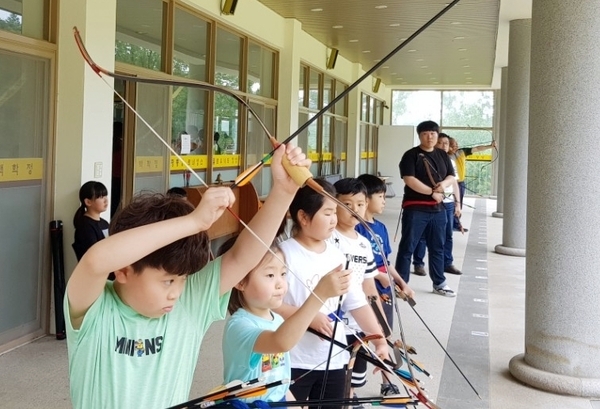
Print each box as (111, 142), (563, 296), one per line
(0, 12), (22, 34)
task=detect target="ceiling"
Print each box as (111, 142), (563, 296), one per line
(256, 0), (532, 88)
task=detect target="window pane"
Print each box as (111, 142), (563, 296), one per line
(116, 0), (164, 71)
(0, 2), (45, 40)
(215, 28), (241, 90)
(445, 129), (494, 196)
(333, 118), (347, 176)
(323, 76), (333, 109)
(369, 97), (375, 124)
(248, 42), (274, 98)
(247, 102), (275, 196)
(298, 112), (319, 176)
(334, 83), (347, 116)
(442, 91), (494, 127)
(392, 90), (441, 125)
(298, 65), (306, 107)
(308, 70), (320, 110)
(134, 83), (169, 193)
(361, 94), (368, 122)
(359, 123), (368, 174)
(0, 50), (50, 341)
(170, 84), (208, 187)
(173, 8), (209, 81)
(321, 115), (331, 175)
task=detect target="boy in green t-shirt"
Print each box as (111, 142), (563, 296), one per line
(64, 144), (309, 409)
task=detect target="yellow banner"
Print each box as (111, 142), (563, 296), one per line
(170, 155), (208, 171)
(341, 152), (346, 161)
(321, 152), (333, 161)
(467, 154), (493, 162)
(368, 151), (375, 159)
(360, 152), (367, 159)
(213, 154), (240, 168)
(135, 156), (164, 173)
(0, 158), (43, 182)
(308, 152), (320, 161)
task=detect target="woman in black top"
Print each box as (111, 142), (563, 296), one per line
(72, 181), (112, 279)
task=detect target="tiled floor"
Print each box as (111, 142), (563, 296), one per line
(0, 197), (596, 408)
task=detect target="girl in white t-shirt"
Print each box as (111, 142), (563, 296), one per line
(274, 179), (389, 408)
(220, 237), (350, 403)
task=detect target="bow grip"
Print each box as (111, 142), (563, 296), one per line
(281, 154), (313, 187)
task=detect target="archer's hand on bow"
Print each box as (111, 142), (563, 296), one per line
(192, 187), (236, 231)
(271, 143), (311, 195)
(313, 265), (352, 300)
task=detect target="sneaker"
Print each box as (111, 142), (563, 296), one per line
(352, 393), (365, 409)
(412, 265), (426, 276)
(380, 383), (401, 396)
(433, 285), (456, 297)
(444, 265), (462, 275)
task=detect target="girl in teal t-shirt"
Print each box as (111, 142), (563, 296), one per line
(220, 238), (349, 403)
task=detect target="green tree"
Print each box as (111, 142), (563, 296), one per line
(115, 40), (161, 71)
(0, 13), (22, 34)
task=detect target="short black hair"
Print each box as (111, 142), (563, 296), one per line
(416, 120), (440, 134)
(289, 179), (336, 230)
(438, 132), (450, 141)
(357, 174), (386, 197)
(334, 178), (367, 197)
(167, 187), (187, 198)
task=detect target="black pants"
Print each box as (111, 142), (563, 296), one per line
(290, 368), (346, 409)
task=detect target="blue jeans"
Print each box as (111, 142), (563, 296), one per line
(395, 208), (447, 288)
(413, 202), (455, 268)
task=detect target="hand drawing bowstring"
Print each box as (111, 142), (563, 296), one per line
(72, 1), (478, 404)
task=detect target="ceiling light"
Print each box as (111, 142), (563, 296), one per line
(349, 39), (359, 42)
(396, 77), (403, 80)
(362, 50), (371, 53)
(332, 25), (343, 29)
(416, 58), (424, 61)
(466, 81), (473, 84)
(458, 48), (467, 51)
(451, 21), (462, 25)
(463, 65), (470, 68)
(466, 77), (472, 80)
(433, 81), (440, 84)
(454, 36), (465, 40)
(382, 66), (389, 69)
(399, 38), (407, 41)
(420, 65), (428, 69)
(373, 59), (381, 62)
(375, 5), (388, 9)
(408, 49), (417, 52)
(389, 23), (400, 27)
(401, 81), (408, 84)
(311, 8), (323, 12)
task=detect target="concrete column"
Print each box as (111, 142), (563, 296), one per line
(494, 20), (530, 257)
(54, 0), (117, 277)
(345, 63), (362, 177)
(492, 67), (508, 218)
(276, 19), (302, 140)
(509, 1), (600, 396)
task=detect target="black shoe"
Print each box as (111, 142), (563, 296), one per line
(444, 265), (462, 275)
(380, 383), (401, 396)
(454, 227), (469, 232)
(412, 265), (426, 276)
